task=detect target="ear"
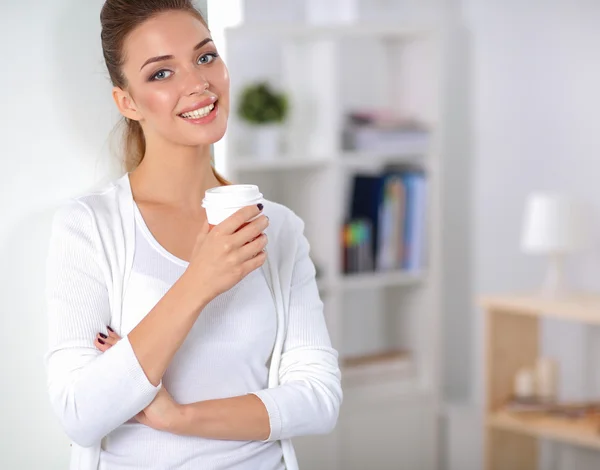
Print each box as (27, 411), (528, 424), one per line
(112, 86), (142, 121)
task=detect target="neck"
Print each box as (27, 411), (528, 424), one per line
(129, 138), (222, 213)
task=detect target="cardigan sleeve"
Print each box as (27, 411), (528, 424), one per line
(252, 213), (343, 441)
(45, 200), (161, 448)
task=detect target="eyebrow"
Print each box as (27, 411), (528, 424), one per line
(139, 38), (214, 71)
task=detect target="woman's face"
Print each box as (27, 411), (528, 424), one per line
(116, 11), (229, 147)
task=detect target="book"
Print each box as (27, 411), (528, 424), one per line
(344, 169), (427, 274)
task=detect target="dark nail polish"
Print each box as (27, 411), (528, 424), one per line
(98, 338), (106, 345)
(99, 333), (107, 339)
(257, 204), (264, 211)
(107, 326), (114, 332)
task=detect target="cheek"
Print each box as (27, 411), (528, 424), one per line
(213, 63), (230, 104)
(138, 88), (179, 118)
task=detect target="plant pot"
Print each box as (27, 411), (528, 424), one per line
(252, 124), (282, 159)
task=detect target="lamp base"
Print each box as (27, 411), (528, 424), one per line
(537, 254), (569, 298)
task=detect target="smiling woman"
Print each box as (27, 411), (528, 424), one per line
(44, 1), (342, 470)
(101, 0), (230, 181)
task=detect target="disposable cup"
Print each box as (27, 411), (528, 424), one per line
(202, 184), (264, 229)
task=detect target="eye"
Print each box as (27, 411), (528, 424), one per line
(151, 70), (173, 81)
(197, 52), (219, 65)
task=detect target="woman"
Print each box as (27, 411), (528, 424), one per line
(44, 1), (342, 469)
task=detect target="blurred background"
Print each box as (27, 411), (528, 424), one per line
(2, 0), (600, 468)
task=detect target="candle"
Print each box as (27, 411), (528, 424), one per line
(514, 368), (535, 399)
(535, 357), (558, 401)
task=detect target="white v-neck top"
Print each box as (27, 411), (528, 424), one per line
(98, 205), (284, 469)
(45, 173), (342, 470)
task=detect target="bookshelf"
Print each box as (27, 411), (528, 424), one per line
(480, 293), (600, 470)
(220, 18), (445, 470)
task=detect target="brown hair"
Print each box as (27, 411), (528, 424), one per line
(100, 0), (228, 184)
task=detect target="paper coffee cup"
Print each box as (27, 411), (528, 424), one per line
(202, 184), (264, 227)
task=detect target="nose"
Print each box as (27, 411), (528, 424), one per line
(184, 69), (209, 96)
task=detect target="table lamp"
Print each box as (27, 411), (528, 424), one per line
(520, 192), (586, 295)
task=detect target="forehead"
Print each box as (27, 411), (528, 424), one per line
(124, 10), (210, 67)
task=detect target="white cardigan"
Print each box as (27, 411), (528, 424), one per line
(45, 173), (342, 470)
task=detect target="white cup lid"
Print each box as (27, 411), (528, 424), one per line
(202, 184), (263, 209)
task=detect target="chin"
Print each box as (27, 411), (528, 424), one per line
(191, 124), (227, 146)
(169, 115), (225, 144)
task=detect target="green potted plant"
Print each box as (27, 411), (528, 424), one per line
(238, 81), (288, 158)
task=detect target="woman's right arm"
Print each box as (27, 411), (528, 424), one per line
(127, 203), (267, 387)
(45, 200), (267, 447)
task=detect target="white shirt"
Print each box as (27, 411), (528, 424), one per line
(98, 205), (284, 469)
(44, 173), (342, 470)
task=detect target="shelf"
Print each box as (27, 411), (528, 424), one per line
(339, 150), (428, 171)
(487, 409), (600, 450)
(342, 350), (412, 382)
(479, 293), (600, 326)
(229, 156), (331, 172)
(229, 150), (427, 173)
(226, 24), (433, 41)
(337, 270), (425, 290)
(342, 351), (421, 405)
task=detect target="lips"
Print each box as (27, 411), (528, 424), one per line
(179, 102), (215, 119)
(177, 96), (218, 117)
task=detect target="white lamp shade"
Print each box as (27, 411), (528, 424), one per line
(521, 193), (585, 254)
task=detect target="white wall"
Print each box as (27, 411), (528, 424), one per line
(465, 0), (600, 468)
(1, 1), (120, 467)
(467, 0), (600, 403)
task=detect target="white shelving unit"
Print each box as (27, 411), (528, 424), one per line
(220, 18), (445, 470)
(229, 150), (427, 173)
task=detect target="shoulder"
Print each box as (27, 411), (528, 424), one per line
(74, 175), (124, 212)
(262, 199), (305, 238)
(50, 175), (127, 237)
(52, 174), (127, 223)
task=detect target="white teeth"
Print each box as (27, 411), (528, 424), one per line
(181, 103), (215, 119)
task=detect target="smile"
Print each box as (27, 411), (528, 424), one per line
(179, 103), (215, 119)
(177, 99), (219, 124)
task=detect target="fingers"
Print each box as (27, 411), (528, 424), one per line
(215, 204), (264, 235)
(237, 232), (268, 262)
(95, 327), (122, 352)
(241, 249), (267, 275)
(107, 326), (121, 341)
(95, 336), (111, 352)
(231, 215), (269, 248)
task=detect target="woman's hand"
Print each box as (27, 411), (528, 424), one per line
(94, 325), (121, 352)
(134, 387), (183, 433)
(186, 204), (269, 305)
(95, 328), (183, 432)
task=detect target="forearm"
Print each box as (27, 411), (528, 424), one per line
(176, 394), (270, 441)
(47, 337), (160, 447)
(128, 271), (209, 386)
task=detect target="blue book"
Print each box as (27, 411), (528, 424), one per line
(350, 175), (385, 265)
(401, 171), (427, 271)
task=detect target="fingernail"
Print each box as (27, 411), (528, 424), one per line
(98, 338), (106, 345)
(107, 326), (114, 332)
(99, 333), (108, 339)
(257, 204), (264, 211)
